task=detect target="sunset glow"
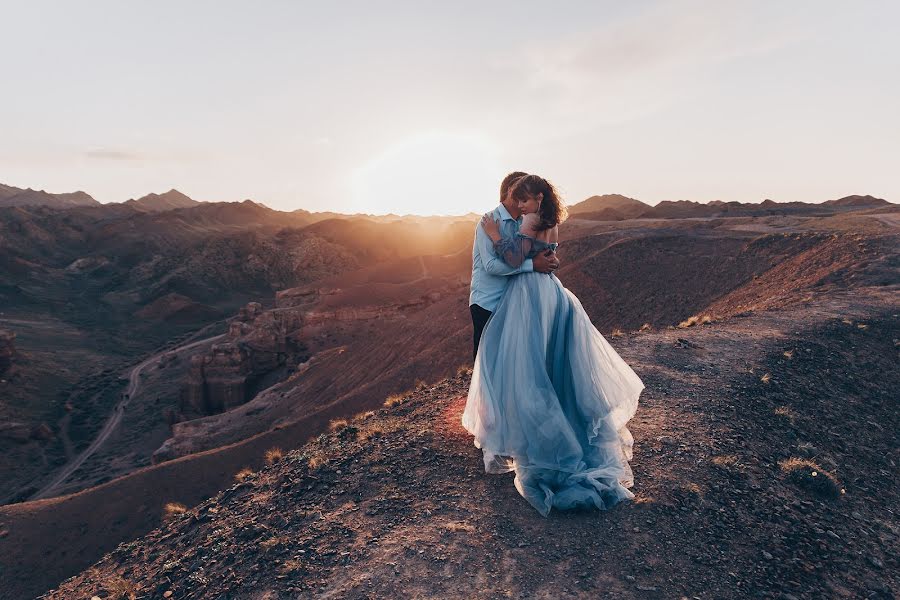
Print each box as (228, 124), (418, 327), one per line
(349, 133), (502, 216)
(1, 2), (897, 211)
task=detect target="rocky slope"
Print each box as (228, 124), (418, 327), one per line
(40, 284), (898, 600)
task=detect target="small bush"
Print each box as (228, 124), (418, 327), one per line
(711, 455), (739, 468)
(264, 447), (284, 465)
(234, 467), (254, 483)
(774, 406), (796, 424)
(677, 315), (699, 328)
(328, 418), (349, 432)
(639, 323), (653, 332)
(162, 502), (188, 522)
(611, 328), (624, 337)
(356, 422), (386, 442)
(103, 575), (137, 600)
(259, 537), (283, 552)
(384, 394), (406, 408)
(281, 559), (304, 574)
(779, 458), (843, 499)
(760, 373), (772, 384)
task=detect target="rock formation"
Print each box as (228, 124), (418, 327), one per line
(180, 302), (307, 415)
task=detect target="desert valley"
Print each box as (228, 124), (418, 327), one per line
(0, 184), (897, 599)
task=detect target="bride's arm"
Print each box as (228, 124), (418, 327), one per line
(480, 213), (537, 268)
(478, 214), (534, 272)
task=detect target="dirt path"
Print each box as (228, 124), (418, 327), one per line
(30, 334), (226, 501)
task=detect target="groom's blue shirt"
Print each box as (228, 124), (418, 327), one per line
(469, 203), (534, 312)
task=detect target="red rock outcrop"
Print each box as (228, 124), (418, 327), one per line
(179, 303), (307, 415)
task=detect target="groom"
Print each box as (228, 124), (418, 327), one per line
(469, 171), (559, 360)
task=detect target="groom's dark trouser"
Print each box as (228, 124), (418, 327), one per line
(470, 304), (492, 361)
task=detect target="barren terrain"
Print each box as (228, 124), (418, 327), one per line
(0, 196), (896, 598)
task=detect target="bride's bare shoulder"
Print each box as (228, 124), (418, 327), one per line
(520, 213), (541, 235)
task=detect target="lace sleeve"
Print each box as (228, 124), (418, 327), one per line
(492, 233), (535, 268)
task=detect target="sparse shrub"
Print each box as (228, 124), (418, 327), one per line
(264, 447), (284, 465)
(456, 364), (473, 377)
(415, 379), (428, 390)
(162, 502), (188, 522)
(234, 467), (254, 483)
(711, 455), (739, 468)
(779, 458), (843, 499)
(384, 394), (406, 408)
(611, 328), (624, 337)
(442, 521), (476, 533)
(259, 537), (283, 553)
(328, 418), (349, 432)
(678, 315), (700, 328)
(639, 323), (652, 332)
(102, 574), (137, 600)
(773, 406), (796, 424)
(356, 422), (386, 442)
(760, 373), (772, 384)
(281, 559), (304, 574)
(308, 455), (324, 470)
(678, 314), (712, 328)
(783, 350), (794, 359)
(857, 323), (868, 330)
(672, 482), (703, 506)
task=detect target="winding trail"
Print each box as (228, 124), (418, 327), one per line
(30, 333), (226, 501)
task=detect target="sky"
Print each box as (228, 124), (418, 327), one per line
(1, 0), (898, 215)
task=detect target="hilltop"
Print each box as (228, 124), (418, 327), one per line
(39, 285), (899, 599)
(120, 189), (200, 212)
(0, 183), (98, 209)
(567, 193), (892, 221)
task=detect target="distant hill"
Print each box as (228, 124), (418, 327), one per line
(822, 194), (891, 207)
(569, 193), (892, 221)
(568, 194), (651, 221)
(0, 183), (99, 209)
(121, 189), (200, 212)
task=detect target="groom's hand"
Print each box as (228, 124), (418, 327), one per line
(533, 249), (559, 274)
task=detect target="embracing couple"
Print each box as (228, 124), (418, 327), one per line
(462, 172), (645, 517)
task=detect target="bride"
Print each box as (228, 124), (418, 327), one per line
(461, 174), (645, 517)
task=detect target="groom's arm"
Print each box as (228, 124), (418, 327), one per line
(476, 223), (534, 276)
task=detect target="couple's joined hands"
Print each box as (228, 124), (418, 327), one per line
(533, 249), (559, 274)
(481, 213), (559, 274)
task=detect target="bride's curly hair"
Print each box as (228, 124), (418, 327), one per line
(510, 174), (568, 231)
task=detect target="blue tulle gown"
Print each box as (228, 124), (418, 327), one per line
(462, 232), (644, 517)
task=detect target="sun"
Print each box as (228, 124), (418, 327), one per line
(349, 132), (503, 216)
